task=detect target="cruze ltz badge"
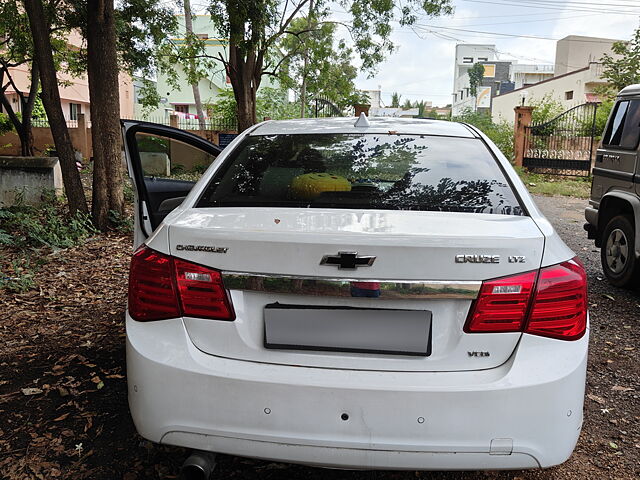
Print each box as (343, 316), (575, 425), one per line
(455, 254), (527, 263)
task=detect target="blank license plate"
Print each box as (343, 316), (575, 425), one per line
(264, 303), (431, 356)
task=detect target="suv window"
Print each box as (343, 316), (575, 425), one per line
(197, 134), (523, 215)
(603, 99), (640, 149)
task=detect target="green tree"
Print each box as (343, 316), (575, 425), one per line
(278, 14), (359, 115)
(390, 92), (401, 108)
(19, 0), (176, 220)
(601, 26), (640, 91)
(206, 0), (453, 131)
(402, 98), (413, 109)
(207, 87), (301, 124)
(0, 0), (41, 155)
(468, 62), (484, 97)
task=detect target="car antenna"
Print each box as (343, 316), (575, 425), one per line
(354, 112), (370, 128)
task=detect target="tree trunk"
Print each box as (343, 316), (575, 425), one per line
(20, 62), (40, 156)
(0, 64), (38, 156)
(87, 0), (124, 231)
(23, 0), (88, 215)
(227, 8), (261, 132)
(183, 0), (207, 131)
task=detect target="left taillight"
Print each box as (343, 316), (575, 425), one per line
(128, 246), (235, 321)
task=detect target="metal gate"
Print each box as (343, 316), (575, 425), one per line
(314, 96), (343, 118)
(523, 102), (599, 176)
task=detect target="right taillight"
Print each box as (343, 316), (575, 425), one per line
(525, 258), (587, 341)
(128, 246), (235, 322)
(465, 257), (587, 341)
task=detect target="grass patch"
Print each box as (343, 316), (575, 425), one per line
(515, 167), (591, 199)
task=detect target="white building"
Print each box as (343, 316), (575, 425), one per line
(451, 44), (496, 116)
(554, 35), (620, 76)
(491, 35), (622, 124)
(491, 63), (607, 123)
(510, 64), (554, 90)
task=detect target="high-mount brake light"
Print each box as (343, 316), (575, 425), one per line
(465, 257), (587, 340)
(128, 246), (235, 322)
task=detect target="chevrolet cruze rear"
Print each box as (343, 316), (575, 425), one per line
(123, 117), (588, 470)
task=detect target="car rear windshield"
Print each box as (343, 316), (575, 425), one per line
(197, 134), (524, 215)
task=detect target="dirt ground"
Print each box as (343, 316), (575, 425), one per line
(0, 195), (638, 479)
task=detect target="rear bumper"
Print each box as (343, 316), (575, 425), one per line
(126, 314), (588, 470)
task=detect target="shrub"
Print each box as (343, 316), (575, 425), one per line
(452, 108), (514, 162)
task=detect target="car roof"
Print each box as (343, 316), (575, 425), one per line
(249, 117), (477, 138)
(618, 84), (640, 97)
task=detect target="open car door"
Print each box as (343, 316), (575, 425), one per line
(121, 120), (223, 246)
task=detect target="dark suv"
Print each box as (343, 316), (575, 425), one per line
(585, 84), (640, 288)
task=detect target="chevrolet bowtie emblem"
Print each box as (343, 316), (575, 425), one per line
(320, 251), (376, 269)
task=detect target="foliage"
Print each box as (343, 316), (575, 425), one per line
(108, 209), (133, 234)
(0, 257), (40, 292)
(207, 87), (301, 124)
(0, 112), (13, 135)
(0, 193), (96, 250)
(601, 26), (640, 91)
(402, 98), (413, 109)
(391, 92), (401, 108)
(528, 93), (564, 124)
(278, 15), (359, 113)
(452, 108), (514, 161)
(468, 63), (485, 97)
(515, 167), (591, 198)
(31, 95), (47, 119)
(0, 192), (97, 292)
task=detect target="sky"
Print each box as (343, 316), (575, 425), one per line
(328, 0), (640, 108)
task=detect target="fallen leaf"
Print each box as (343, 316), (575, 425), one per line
(53, 413), (70, 422)
(611, 386), (633, 392)
(609, 441), (618, 449)
(22, 387), (43, 396)
(96, 381), (105, 390)
(587, 393), (606, 405)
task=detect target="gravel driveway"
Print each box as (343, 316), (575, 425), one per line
(1, 195), (638, 479)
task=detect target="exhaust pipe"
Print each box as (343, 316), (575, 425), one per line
(180, 451), (217, 480)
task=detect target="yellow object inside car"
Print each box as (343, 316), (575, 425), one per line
(290, 173), (352, 200)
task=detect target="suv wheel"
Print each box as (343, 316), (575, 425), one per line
(601, 215), (639, 288)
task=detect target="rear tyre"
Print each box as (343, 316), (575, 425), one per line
(601, 215), (639, 288)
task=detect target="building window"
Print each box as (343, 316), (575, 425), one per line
(478, 57), (488, 61)
(196, 33), (209, 39)
(462, 57), (473, 63)
(483, 64), (496, 78)
(69, 103), (81, 120)
(565, 91), (574, 100)
(174, 105), (189, 114)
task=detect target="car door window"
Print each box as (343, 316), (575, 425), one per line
(125, 126), (221, 238)
(136, 132), (217, 181)
(603, 100), (640, 149)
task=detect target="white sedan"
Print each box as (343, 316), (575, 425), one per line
(122, 116), (588, 477)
